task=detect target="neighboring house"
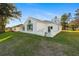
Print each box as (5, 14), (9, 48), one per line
(5, 27), (12, 32)
(12, 24), (24, 32)
(20, 17), (62, 37)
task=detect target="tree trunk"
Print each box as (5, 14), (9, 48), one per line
(0, 16), (5, 33)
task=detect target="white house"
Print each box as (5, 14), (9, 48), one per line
(20, 17), (62, 37)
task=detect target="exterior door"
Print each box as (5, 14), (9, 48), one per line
(48, 26), (51, 33)
(48, 26), (53, 33)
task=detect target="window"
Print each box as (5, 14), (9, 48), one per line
(27, 24), (33, 31)
(28, 20), (31, 23)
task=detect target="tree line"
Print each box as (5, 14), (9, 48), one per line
(61, 9), (79, 31)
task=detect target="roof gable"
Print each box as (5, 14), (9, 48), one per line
(24, 16), (53, 24)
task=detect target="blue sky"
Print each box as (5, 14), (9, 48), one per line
(6, 3), (79, 27)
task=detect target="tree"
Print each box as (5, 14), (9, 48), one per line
(0, 3), (21, 33)
(68, 19), (79, 31)
(68, 21), (76, 31)
(75, 9), (79, 19)
(69, 9), (79, 31)
(61, 13), (68, 30)
(67, 13), (72, 23)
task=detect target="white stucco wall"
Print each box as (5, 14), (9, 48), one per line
(21, 17), (62, 37)
(35, 22), (62, 37)
(49, 24), (62, 37)
(36, 22), (48, 36)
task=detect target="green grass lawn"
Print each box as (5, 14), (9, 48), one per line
(0, 32), (79, 56)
